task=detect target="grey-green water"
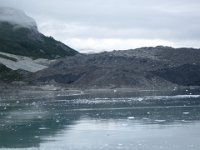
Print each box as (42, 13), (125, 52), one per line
(0, 89), (200, 150)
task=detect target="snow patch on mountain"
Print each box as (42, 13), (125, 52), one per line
(0, 52), (52, 72)
(0, 7), (37, 29)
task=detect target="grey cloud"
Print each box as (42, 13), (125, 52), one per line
(0, 7), (37, 29)
(1, 0), (200, 50)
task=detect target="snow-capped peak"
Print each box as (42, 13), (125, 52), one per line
(0, 7), (37, 30)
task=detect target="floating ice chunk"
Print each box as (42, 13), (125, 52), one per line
(127, 116), (135, 120)
(138, 97), (143, 101)
(122, 123), (128, 127)
(183, 112), (190, 115)
(31, 102), (36, 106)
(37, 115), (42, 119)
(7, 115), (12, 119)
(143, 117), (150, 120)
(147, 112), (151, 115)
(155, 120), (166, 123)
(181, 120), (190, 123)
(39, 127), (49, 130)
(173, 87), (177, 91)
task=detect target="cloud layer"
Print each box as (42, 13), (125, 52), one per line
(0, 7), (37, 29)
(1, 0), (200, 52)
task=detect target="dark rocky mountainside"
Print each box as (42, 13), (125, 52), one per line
(154, 64), (200, 86)
(0, 63), (30, 83)
(32, 46), (200, 89)
(0, 7), (78, 59)
(0, 22), (78, 59)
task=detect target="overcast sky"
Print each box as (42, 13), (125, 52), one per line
(1, 0), (200, 53)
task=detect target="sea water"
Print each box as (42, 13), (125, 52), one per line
(0, 89), (200, 150)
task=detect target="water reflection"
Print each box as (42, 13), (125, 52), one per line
(0, 89), (200, 149)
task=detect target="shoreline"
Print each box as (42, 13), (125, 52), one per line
(0, 84), (199, 93)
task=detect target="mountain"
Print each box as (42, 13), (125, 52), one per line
(32, 46), (200, 89)
(1, 7), (200, 89)
(0, 7), (78, 59)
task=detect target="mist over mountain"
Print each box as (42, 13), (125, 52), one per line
(0, 7), (37, 30)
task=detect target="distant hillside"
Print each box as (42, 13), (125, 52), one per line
(0, 7), (78, 59)
(33, 46), (200, 89)
(154, 64), (200, 86)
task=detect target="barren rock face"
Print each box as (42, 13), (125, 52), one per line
(33, 46), (200, 89)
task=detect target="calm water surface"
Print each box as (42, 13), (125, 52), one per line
(0, 89), (200, 150)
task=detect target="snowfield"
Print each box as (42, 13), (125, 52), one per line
(0, 52), (53, 72)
